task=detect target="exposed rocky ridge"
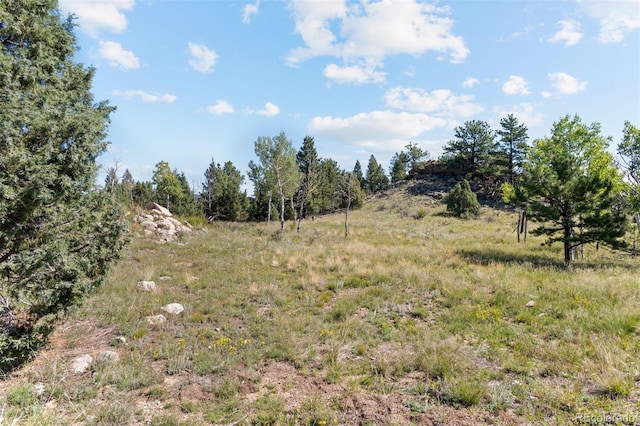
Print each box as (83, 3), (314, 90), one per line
(133, 202), (193, 242)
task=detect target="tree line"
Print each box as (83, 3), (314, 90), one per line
(104, 114), (640, 266)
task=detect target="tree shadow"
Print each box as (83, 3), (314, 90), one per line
(457, 248), (635, 270)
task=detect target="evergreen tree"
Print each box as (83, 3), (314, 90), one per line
(442, 120), (496, 176)
(317, 159), (343, 213)
(121, 169), (134, 207)
(496, 114), (529, 184)
(618, 121), (640, 211)
(515, 115), (627, 265)
(353, 160), (365, 189)
(389, 151), (409, 183)
(0, 0), (128, 370)
(132, 180), (154, 208)
(296, 136), (320, 230)
(201, 158), (222, 220)
(365, 155), (389, 193)
(217, 161), (248, 221)
(174, 170), (199, 216)
(445, 180), (481, 217)
(404, 142), (429, 174)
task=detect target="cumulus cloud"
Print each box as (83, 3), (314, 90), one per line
(188, 43), (218, 73)
(287, 0), (468, 82)
(547, 72), (587, 95)
(384, 86), (483, 118)
(323, 63), (386, 84)
(492, 103), (545, 128)
(98, 41), (140, 70)
(578, 0), (640, 43)
(112, 90), (177, 103)
(250, 102), (280, 117)
(59, 0), (134, 37)
(206, 100), (234, 115)
(243, 0), (260, 23)
(462, 77), (479, 88)
(502, 75), (531, 96)
(309, 110), (450, 153)
(548, 20), (583, 46)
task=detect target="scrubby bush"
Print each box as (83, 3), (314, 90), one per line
(445, 180), (481, 217)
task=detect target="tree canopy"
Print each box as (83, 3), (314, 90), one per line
(513, 115), (627, 265)
(0, 0), (128, 370)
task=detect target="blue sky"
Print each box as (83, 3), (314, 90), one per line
(58, 0), (640, 191)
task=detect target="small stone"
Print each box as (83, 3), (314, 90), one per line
(159, 276), (171, 281)
(525, 300), (535, 308)
(71, 354), (93, 373)
(161, 303), (184, 315)
(136, 280), (156, 292)
(100, 350), (120, 363)
(146, 314), (167, 325)
(34, 382), (45, 396)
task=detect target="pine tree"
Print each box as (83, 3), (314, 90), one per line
(442, 120), (496, 176)
(518, 115), (627, 265)
(0, 0), (128, 370)
(365, 155), (389, 193)
(296, 136), (320, 230)
(496, 114), (529, 184)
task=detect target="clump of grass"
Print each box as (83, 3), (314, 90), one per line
(6, 383), (39, 411)
(91, 397), (134, 425)
(414, 208), (428, 220)
(439, 377), (487, 408)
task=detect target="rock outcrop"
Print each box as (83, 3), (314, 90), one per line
(134, 203), (192, 242)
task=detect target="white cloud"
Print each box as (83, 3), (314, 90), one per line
(323, 63), (386, 84)
(113, 90), (177, 103)
(492, 103), (545, 128)
(463, 77), (479, 88)
(256, 102), (281, 117)
(578, 0), (640, 43)
(98, 41), (140, 70)
(206, 100), (234, 115)
(243, 0), (260, 23)
(59, 0), (134, 37)
(502, 75), (531, 96)
(309, 110), (450, 153)
(287, 0), (468, 81)
(384, 86), (483, 118)
(548, 20), (583, 46)
(547, 72), (587, 95)
(188, 43), (218, 73)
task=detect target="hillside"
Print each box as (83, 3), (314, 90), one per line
(1, 183), (639, 425)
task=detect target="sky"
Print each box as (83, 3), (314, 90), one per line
(57, 0), (640, 192)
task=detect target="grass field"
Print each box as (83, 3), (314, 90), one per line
(1, 183), (639, 425)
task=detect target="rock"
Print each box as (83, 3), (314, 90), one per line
(159, 276), (171, 281)
(71, 354), (93, 373)
(146, 314), (167, 325)
(100, 350), (120, 363)
(146, 202), (172, 217)
(525, 300), (535, 308)
(34, 382), (45, 396)
(109, 336), (127, 347)
(140, 220), (158, 231)
(161, 303), (184, 315)
(157, 218), (176, 231)
(136, 280), (156, 292)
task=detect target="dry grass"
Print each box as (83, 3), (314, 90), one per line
(1, 183), (639, 425)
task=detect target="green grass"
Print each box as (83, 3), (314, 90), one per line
(1, 183), (639, 425)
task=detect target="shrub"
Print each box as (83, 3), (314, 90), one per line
(445, 180), (480, 217)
